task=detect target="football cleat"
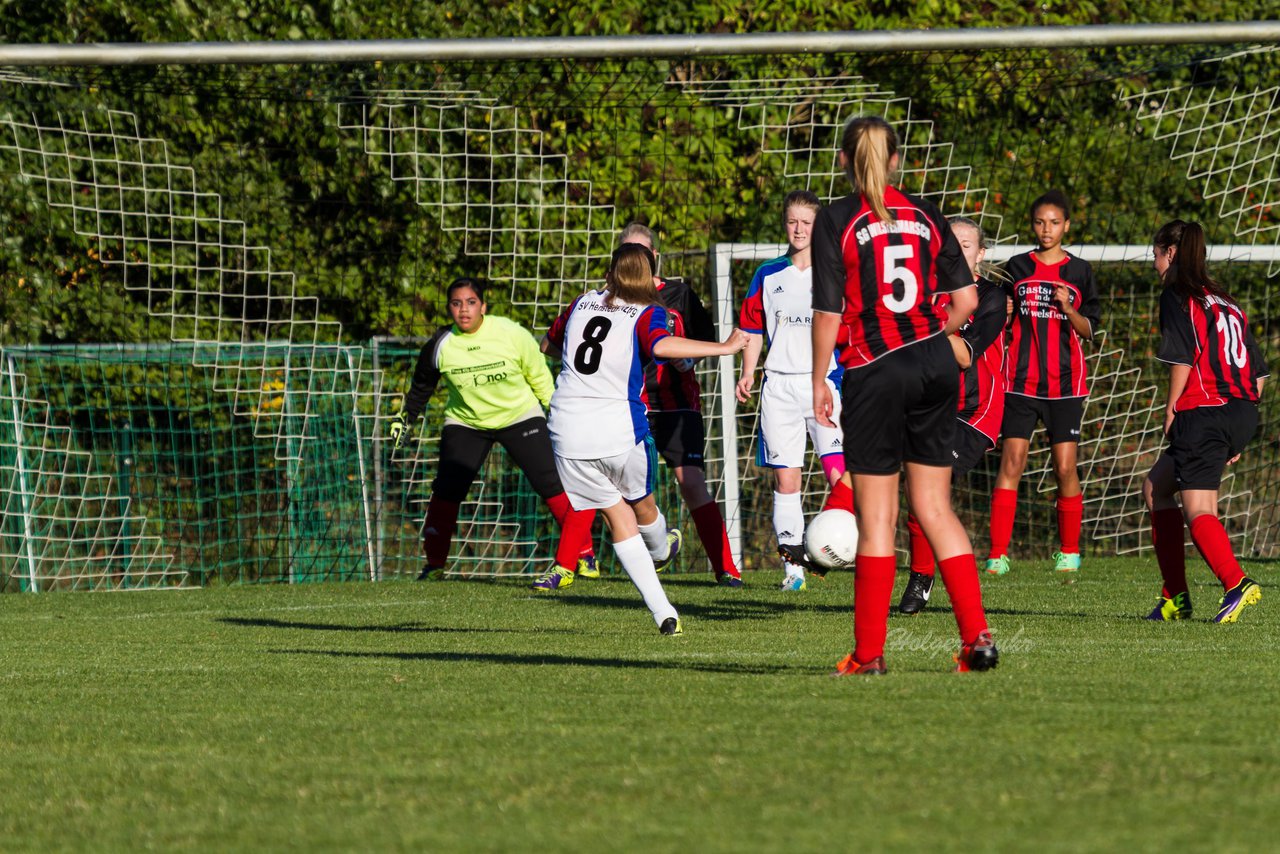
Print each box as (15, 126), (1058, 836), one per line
(780, 573), (806, 592)
(1213, 577), (1262, 624)
(1144, 591), (1193, 621)
(833, 653), (887, 676)
(576, 555), (600, 579)
(530, 565), (575, 592)
(654, 528), (683, 572)
(955, 630), (999, 672)
(778, 543), (818, 576)
(715, 570), (744, 588)
(416, 565), (445, 581)
(1053, 551), (1082, 573)
(984, 555), (1010, 576)
(658, 617), (683, 636)
(898, 570), (935, 615)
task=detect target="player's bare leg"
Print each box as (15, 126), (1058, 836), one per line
(774, 466), (808, 589)
(1050, 441), (1084, 571)
(838, 472), (900, 671)
(1142, 454), (1190, 618)
(673, 464), (740, 585)
(1179, 486), (1258, 621)
(987, 437), (1030, 574)
(907, 462), (993, 667)
(604, 497), (680, 632)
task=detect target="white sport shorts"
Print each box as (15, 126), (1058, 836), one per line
(756, 372), (843, 469)
(555, 440), (655, 510)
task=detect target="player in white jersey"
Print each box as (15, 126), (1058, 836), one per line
(735, 191), (847, 591)
(541, 244), (749, 634)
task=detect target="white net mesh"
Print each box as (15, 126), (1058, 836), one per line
(1, 44), (1278, 590)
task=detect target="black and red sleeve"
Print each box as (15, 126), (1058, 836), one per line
(812, 204), (848, 315)
(403, 327), (450, 423)
(1155, 288), (1196, 366)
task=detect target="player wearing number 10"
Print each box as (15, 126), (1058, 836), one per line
(1142, 219), (1268, 624)
(543, 245), (749, 634)
(811, 115), (996, 675)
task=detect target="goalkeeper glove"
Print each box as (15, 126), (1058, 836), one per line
(389, 413), (411, 449)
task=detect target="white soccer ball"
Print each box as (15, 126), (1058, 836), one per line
(804, 509), (859, 571)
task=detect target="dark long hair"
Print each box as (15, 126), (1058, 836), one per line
(1153, 220), (1235, 307)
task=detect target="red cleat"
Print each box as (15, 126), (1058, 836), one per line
(833, 653), (887, 676)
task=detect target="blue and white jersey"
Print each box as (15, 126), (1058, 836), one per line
(740, 255), (839, 378)
(547, 289), (670, 459)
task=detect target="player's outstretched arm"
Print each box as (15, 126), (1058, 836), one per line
(734, 332), (765, 402)
(652, 328), (749, 361)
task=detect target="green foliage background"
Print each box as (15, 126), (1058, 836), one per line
(2, 4), (1279, 584)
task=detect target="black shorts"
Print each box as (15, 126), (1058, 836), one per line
(1001, 394), (1085, 445)
(951, 421), (995, 481)
(647, 410), (706, 469)
(840, 334), (958, 475)
(432, 416), (563, 502)
(1168, 398), (1259, 491)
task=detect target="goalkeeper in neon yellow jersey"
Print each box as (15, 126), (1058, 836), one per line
(390, 277), (596, 580)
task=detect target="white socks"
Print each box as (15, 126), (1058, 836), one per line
(773, 491), (804, 546)
(612, 534), (678, 625)
(774, 491), (805, 579)
(638, 513), (671, 562)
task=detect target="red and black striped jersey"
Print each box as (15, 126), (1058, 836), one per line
(643, 277), (711, 413)
(940, 277), (1009, 443)
(1156, 286), (1269, 412)
(1003, 251), (1102, 399)
(813, 186), (972, 369)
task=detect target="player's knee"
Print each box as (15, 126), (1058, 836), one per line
(1052, 459), (1079, 484)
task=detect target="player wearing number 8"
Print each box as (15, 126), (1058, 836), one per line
(811, 115), (996, 674)
(1142, 220), (1268, 624)
(544, 245), (750, 634)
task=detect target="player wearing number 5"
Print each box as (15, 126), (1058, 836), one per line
(542, 245), (749, 634)
(1142, 220), (1268, 623)
(812, 115), (996, 674)
(390, 278), (595, 581)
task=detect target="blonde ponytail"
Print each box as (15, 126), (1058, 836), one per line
(842, 116), (898, 223)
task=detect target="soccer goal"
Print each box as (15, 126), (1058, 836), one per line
(2, 29), (1279, 590)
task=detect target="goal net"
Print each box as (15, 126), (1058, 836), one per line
(1, 40), (1278, 590)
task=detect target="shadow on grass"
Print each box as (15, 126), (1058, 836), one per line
(544, 591), (805, 622)
(216, 617), (540, 634)
(270, 647), (813, 676)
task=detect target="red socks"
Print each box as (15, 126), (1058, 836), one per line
(545, 492), (595, 560)
(988, 488), (1017, 559)
(422, 496), (461, 567)
(937, 554), (989, 644)
(1188, 514), (1245, 591)
(691, 501), (739, 578)
(852, 555), (896, 663)
(823, 479), (856, 514)
(554, 503), (598, 571)
(1056, 492), (1083, 554)
(905, 514), (935, 576)
(1151, 507), (1188, 598)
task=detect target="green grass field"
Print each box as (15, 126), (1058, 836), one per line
(4, 557), (1278, 851)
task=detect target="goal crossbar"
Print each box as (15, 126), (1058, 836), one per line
(1, 22), (1279, 67)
